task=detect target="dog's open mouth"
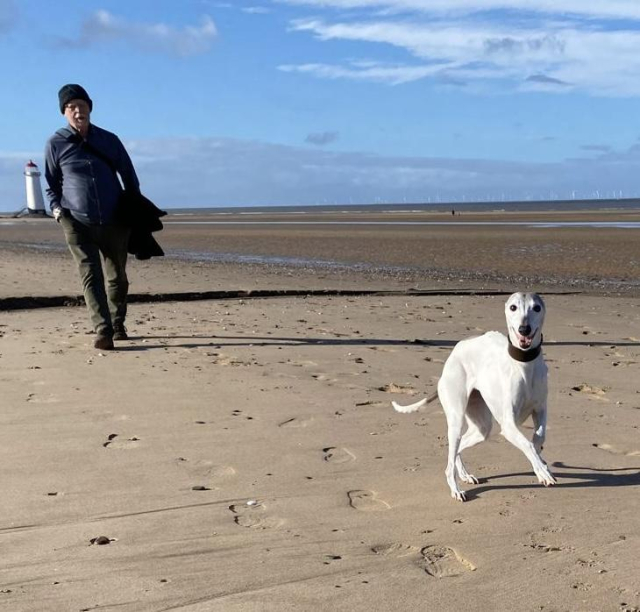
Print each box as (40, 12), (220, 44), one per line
(515, 330), (536, 349)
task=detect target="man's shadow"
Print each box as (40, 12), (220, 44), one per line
(116, 335), (459, 351)
(115, 335), (640, 352)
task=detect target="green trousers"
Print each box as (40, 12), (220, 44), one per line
(60, 215), (131, 336)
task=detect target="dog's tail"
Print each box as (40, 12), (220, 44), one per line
(392, 391), (438, 413)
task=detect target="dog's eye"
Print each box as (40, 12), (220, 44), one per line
(533, 305), (541, 312)
(509, 305), (517, 311)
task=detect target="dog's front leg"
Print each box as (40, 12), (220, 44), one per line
(531, 408), (548, 456)
(500, 420), (556, 487)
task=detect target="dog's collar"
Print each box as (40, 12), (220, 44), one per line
(508, 336), (543, 363)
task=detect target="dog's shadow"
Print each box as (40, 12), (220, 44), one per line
(464, 461), (640, 501)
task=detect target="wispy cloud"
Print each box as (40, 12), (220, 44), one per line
(122, 136), (640, 206)
(278, 0), (640, 21)
(203, 2), (270, 13)
(277, 1), (640, 96)
(53, 10), (217, 57)
(242, 6), (271, 14)
(305, 130), (340, 145)
(526, 74), (570, 86)
(280, 60), (450, 85)
(580, 144), (612, 153)
(523, 73), (571, 92)
(2, 137), (639, 210)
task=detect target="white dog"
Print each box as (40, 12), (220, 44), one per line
(393, 292), (556, 501)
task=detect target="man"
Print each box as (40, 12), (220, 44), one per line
(44, 84), (140, 350)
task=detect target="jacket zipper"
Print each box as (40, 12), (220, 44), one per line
(87, 155), (102, 225)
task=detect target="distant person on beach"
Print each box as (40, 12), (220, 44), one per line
(44, 84), (141, 350)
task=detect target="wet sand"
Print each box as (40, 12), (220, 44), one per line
(2, 208), (640, 298)
(1, 210), (639, 611)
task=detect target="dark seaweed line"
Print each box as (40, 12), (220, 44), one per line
(0, 288), (581, 312)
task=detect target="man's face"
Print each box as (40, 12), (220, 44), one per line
(64, 99), (91, 133)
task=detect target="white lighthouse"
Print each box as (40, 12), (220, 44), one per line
(24, 160), (47, 215)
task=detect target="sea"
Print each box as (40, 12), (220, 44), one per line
(3, 197), (640, 229)
(169, 196), (640, 213)
(162, 198), (640, 229)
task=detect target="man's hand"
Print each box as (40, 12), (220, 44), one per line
(52, 207), (63, 222)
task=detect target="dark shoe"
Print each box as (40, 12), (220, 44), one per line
(94, 334), (114, 350)
(113, 324), (128, 341)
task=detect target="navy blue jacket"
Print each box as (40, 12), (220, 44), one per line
(44, 124), (140, 225)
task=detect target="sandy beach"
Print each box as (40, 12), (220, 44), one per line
(1, 211), (639, 611)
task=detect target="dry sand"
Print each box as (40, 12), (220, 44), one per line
(1, 213), (639, 611)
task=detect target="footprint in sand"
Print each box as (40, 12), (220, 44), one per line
(378, 383), (416, 394)
(592, 443), (640, 457)
(526, 543), (564, 553)
(210, 354), (251, 367)
(323, 447), (356, 464)
(348, 490), (390, 511)
(175, 458), (237, 479)
(355, 400), (389, 408)
(279, 417), (314, 428)
(571, 384), (609, 401)
(418, 545), (476, 578)
(312, 373), (339, 383)
(93, 413), (130, 423)
(103, 434), (141, 449)
(372, 543), (420, 558)
(26, 393), (60, 404)
(228, 501), (283, 529)
(289, 360), (318, 368)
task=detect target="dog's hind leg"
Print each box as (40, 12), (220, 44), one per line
(445, 415), (466, 501)
(456, 391), (492, 485)
(438, 369), (469, 501)
(455, 444), (480, 485)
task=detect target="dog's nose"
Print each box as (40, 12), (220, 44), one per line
(518, 325), (532, 336)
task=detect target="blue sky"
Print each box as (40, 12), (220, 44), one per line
(2, 0), (640, 211)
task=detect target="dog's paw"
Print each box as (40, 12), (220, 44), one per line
(451, 490), (467, 502)
(536, 469), (557, 487)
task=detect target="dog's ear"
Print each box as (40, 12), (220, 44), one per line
(532, 293), (546, 310)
